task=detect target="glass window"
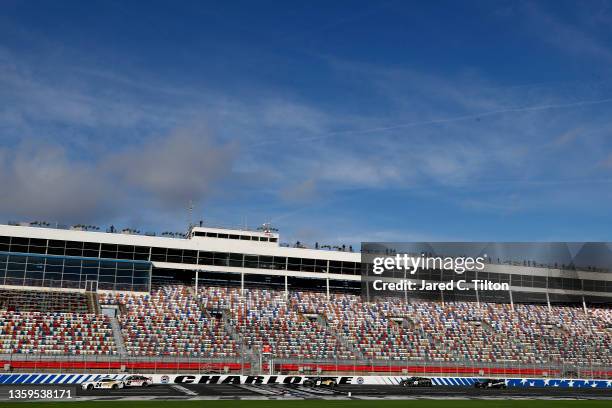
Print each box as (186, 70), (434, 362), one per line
(259, 256), (273, 269)
(229, 253), (243, 267)
(28, 239), (47, 254)
(83, 242), (100, 258)
(533, 276), (547, 288)
(287, 258), (301, 271)
(62, 273), (81, 282)
(47, 241), (66, 256)
(213, 252), (229, 266)
(244, 255), (258, 268)
(7, 257), (27, 271)
(300, 258), (316, 272)
(46, 257), (64, 267)
(100, 244), (118, 259)
(117, 262), (133, 271)
(6, 267), (25, 278)
(328, 261), (341, 274)
(28, 238), (46, 247)
(65, 240), (83, 249)
(198, 251), (214, 264)
(11, 237), (28, 246)
(548, 277), (563, 289)
(166, 248), (182, 263)
(64, 259), (82, 275)
(133, 246), (150, 261)
(315, 259), (327, 273)
(10, 237), (29, 253)
(98, 273), (115, 283)
(117, 245), (135, 260)
(182, 250), (197, 264)
(26, 256), (45, 270)
(150, 247), (167, 262)
(65, 241), (83, 257)
(273, 256), (286, 270)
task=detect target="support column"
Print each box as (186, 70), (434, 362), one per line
(509, 289), (514, 311)
(582, 296), (588, 314)
(195, 269), (199, 293)
(475, 270), (480, 307)
(326, 279), (330, 299)
(284, 275), (288, 299)
(546, 292), (551, 311)
(241, 273), (244, 296)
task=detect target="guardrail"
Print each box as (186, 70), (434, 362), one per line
(1, 354), (609, 378)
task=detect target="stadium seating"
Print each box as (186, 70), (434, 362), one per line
(100, 285), (237, 357)
(0, 285), (610, 369)
(197, 287), (611, 365)
(0, 311), (116, 355)
(0, 289), (90, 313)
(198, 287), (354, 359)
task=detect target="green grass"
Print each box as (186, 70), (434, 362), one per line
(1, 401), (609, 408)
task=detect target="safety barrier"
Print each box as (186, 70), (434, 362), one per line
(0, 374), (611, 388)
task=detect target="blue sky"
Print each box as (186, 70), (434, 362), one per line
(1, 0), (612, 246)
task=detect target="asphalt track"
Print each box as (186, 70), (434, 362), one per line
(0, 384), (610, 401)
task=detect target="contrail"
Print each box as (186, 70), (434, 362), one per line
(253, 96), (612, 146)
(330, 97), (612, 136)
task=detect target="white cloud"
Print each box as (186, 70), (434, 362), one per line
(0, 143), (116, 222)
(0, 128), (239, 224)
(106, 128), (238, 208)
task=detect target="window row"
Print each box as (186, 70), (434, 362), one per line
(0, 254), (150, 292)
(192, 231), (278, 242)
(0, 236), (361, 275)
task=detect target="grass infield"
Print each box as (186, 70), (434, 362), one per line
(2, 401), (610, 408)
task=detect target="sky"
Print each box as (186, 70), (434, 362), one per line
(1, 0), (612, 246)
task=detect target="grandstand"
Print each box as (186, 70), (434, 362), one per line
(0, 222), (610, 377)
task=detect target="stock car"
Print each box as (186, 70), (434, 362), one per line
(399, 376), (433, 387)
(123, 375), (153, 387)
(302, 377), (338, 388)
(474, 378), (507, 389)
(81, 378), (125, 390)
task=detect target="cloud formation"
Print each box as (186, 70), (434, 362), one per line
(107, 128), (238, 208)
(0, 129), (238, 225)
(0, 143), (115, 222)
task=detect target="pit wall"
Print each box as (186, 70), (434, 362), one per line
(0, 374), (610, 388)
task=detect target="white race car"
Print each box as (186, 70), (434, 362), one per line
(123, 375), (153, 387)
(81, 378), (125, 390)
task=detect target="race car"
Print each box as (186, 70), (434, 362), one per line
(81, 377), (125, 390)
(302, 377), (337, 388)
(123, 375), (153, 387)
(399, 376), (433, 387)
(474, 379), (507, 389)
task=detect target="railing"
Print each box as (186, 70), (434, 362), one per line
(0, 354), (248, 374)
(1, 354), (610, 379)
(268, 357), (612, 379)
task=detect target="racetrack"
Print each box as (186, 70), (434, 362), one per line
(0, 383), (610, 402)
